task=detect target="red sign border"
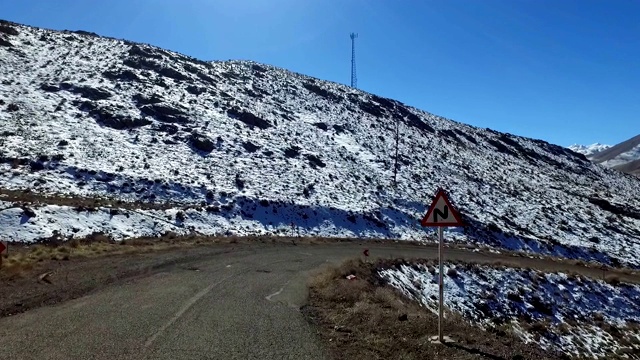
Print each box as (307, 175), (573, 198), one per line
(421, 188), (465, 227)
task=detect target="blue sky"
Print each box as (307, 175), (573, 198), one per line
(2, 0), (638, 147)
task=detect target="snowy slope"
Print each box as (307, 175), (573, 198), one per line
(568, 143), (610, 157)
(380, 262), (640, 359)
(2, 20), (640, 267)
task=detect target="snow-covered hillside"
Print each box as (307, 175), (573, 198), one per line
(568, 143), (610, 157)
(2, 20), (640, 267)
(380, 262), (640, 359)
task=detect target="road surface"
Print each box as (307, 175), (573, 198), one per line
(0, 242), (637, 359)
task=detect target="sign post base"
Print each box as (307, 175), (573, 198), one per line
(428, 335), (455, 344)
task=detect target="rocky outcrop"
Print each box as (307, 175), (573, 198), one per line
(189, 133), (215, 153)
(227, 107), (272, 130)
(139, 103), (190, 124)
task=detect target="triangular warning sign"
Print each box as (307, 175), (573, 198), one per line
(421, 188), (464, 227)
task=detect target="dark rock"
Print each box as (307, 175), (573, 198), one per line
(220, 71), (240, 81)
(227, 107), (272, 129)
(99, 114), (151, 130)
(124, 57), (188, 81)
(57, 140), (69, 147)
(303, 184), (314, 198)
(333, 124), (346, 134)
(103, 69), (140, 82)
(72, 30), (99, 37)
(186, 85), (206, 95)
(75, 100), (151, 129)
(0, 25), (18, 36)
(251, 64), (267, 73)
(370, 95), (397, 112)
(189, 133), (215, 153)
(397, 108), (435, 133)
(398, 314), (408, 321)
(196, 71), (216, 85)
(306, 154), (326, 169)
(40, 83), (60, 92)
(128, 44), (163, 59)
(22, 207), (36, 218)
(284, 146), (301, 158)
(359, 100), (384, 117)
(64, 85), (112, 100)
(29, 161), (45, 171)
(6, 103), (19, 112)
(487, 138), (518, 157)
(153, 124), (179, 134)
(133, 93), (164, 105)
(157, 66), (189, 81)
(242, 142), (260, 153)
(140, 103), (190, 123)
(588, 197), (640, 220)
(347, 214), (357, 223)
(182, 63), (201, 74)
(235, 174), (245, 190)
(313, 122), (328, 131)
(453, 129), (478, 144)
(0, 37), (12, 47)
(303, 82), (342, 103)
(438, 129), (464, 146)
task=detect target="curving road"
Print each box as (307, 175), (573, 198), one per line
(0, 242), (638, 360)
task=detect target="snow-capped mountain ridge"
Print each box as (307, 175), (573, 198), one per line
(2, 20), (640, 267)
(569, 136), (640, 176)
(590, 134), (640, 176)
(568, 143), (611, 157)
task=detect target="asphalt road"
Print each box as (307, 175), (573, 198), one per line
(0, 243), (638, 360)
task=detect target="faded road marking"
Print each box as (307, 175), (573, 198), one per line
(144, 274), (233, 349)
(266, 280), (290, 302)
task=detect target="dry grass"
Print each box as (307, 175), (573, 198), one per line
(0, 234), (230, 279)
(304, 258), (558, 360)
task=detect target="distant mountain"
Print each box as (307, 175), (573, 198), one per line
(2, 19), (640, 268)
(568, 143), (611, 157)
(589, 135), (640, 176)
(570, 136), (640, 176)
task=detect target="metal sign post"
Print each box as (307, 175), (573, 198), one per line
(438, 226), (444, 342)
(421, 188), (464, 344)
(0, 241), (7, 269)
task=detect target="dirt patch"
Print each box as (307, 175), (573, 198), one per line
(303, 258), (563, 360)
(0, 188), (175, 210)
